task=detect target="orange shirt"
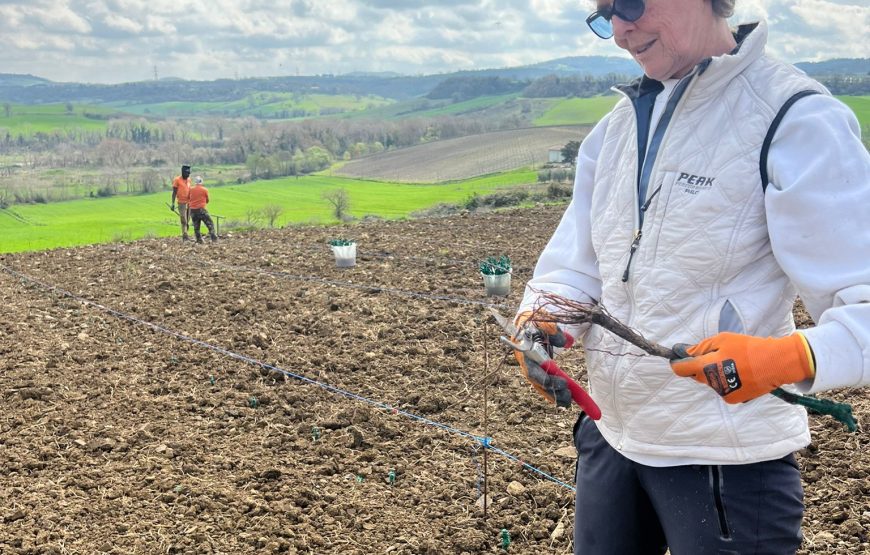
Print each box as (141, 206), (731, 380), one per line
(172, 176), (191, 203)
(188, 185), (209, 209)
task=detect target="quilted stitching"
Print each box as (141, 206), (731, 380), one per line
(585, 22), (826, 462)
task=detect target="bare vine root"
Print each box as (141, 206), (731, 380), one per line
(525, 289), (858, 432)
(528, 289), (676, 359)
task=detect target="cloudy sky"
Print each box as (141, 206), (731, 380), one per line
(1, 0), (867, 84)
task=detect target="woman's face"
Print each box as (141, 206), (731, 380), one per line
(609, 0), (717, 80)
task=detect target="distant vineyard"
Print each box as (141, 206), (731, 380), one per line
(334, 125), (589, 182)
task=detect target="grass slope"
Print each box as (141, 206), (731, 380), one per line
(108, 93), (393, 118)
(0, 104), (116, 135)
(837, 96), (869, 129)
(534, 96), (620, 126)
(0, 171), (535, 253)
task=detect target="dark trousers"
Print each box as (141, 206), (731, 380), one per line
(190, 208), (217, 242)
(573, 415), (804, 555)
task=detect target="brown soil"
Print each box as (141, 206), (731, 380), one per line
(334, 127), (588, 182)
(1, 206), (867, 554)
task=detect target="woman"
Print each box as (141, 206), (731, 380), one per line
(515, 1), (870, 553)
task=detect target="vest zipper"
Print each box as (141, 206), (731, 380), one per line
(621, 230), (642, 282)
(620, 74), (695, 284)
(621, 184), (662, 282)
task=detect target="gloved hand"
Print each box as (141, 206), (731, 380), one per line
(514, 310), (575, 350)
(670, 332), (815, 404)
(511, 310), (603, 420)
(170, 203), (175, 212)
(513, 310), (574, 406)
(514, 350), (573, 407)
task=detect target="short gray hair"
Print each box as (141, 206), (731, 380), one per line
(712, 0), (736, 18)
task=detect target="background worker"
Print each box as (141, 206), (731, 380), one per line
(188, 176), (217, 244)
(513, 1), (870, 553)
(170, 164), (191, 241)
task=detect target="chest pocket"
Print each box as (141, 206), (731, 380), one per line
(643, 168), (766, 291)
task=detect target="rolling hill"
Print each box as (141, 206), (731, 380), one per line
(3, 57), (864, 108)
(334, 126), (589, 183)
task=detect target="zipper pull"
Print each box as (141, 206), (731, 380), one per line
(622, 229), (643, 282)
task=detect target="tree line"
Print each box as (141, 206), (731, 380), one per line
(426, 74), (633, 101)
(0, 113), (522, 206)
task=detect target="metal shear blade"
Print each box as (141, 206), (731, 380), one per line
(489, 308), (549, 363)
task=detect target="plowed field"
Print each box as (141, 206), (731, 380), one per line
(1, 207), (867, 554)
(334, 126), (589, 182)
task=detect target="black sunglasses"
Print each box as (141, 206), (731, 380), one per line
(586, 0), (646, 39)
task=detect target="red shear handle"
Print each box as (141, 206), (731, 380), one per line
(541, 360), (601, 420)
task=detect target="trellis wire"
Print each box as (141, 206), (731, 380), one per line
(165, 248), (515, 310)
(0, 263), (576, 492)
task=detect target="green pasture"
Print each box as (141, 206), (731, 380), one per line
(534, 96), (620, 126)
(338, 94), (523, 121)
(0, 169), (536, 253)
(837, 96), (869, 128)
(110, 93), (393, 118)
(402, 94), (523, 118)
(532, 95), (867, 128)
(0, 103), (116, 135)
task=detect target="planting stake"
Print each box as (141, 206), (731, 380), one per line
(483, 319), (490, 518)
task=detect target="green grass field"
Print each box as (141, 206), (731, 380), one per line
(109, 93), (393, 118)
(534, 96), (621, 126)
(0, 170), (536, 253)
(400, 94), (523, 118)
(837, 96), (870, 128)
(533, 95), (868, 127)
(0, 104), (116, 135)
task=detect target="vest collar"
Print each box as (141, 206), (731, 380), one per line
(613, 20), (767, 100)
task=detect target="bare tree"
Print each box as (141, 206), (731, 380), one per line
(139, 169), (161, 194)
(2, 103), (10, 118)
(245, 207), (263, 227)
(322, 188), (351, 220)
(95, 139), (138, 192)
(261, 204), (283, 228)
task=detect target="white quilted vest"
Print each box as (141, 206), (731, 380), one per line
(586, 21), (829, 464)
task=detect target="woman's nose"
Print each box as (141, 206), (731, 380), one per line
(611, 14), (636, 40)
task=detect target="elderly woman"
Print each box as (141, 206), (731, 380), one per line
(513, 1), (870, 553)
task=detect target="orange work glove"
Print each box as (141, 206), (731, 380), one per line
(670, 332), (816, 404)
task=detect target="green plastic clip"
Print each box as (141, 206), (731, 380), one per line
(500, 528), (511, 551)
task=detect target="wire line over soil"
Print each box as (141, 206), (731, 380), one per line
(0, 207), (866, 553)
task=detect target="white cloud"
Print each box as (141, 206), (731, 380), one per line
(103, 13), (144, 34)
(0, 0), (866, 83)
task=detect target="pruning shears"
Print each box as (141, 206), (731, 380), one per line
(490, 308), (601, 419)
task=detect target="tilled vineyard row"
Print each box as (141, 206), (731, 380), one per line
(1, 208), (867, 554)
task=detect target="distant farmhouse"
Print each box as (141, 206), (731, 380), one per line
(548, 146), (564, 164)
